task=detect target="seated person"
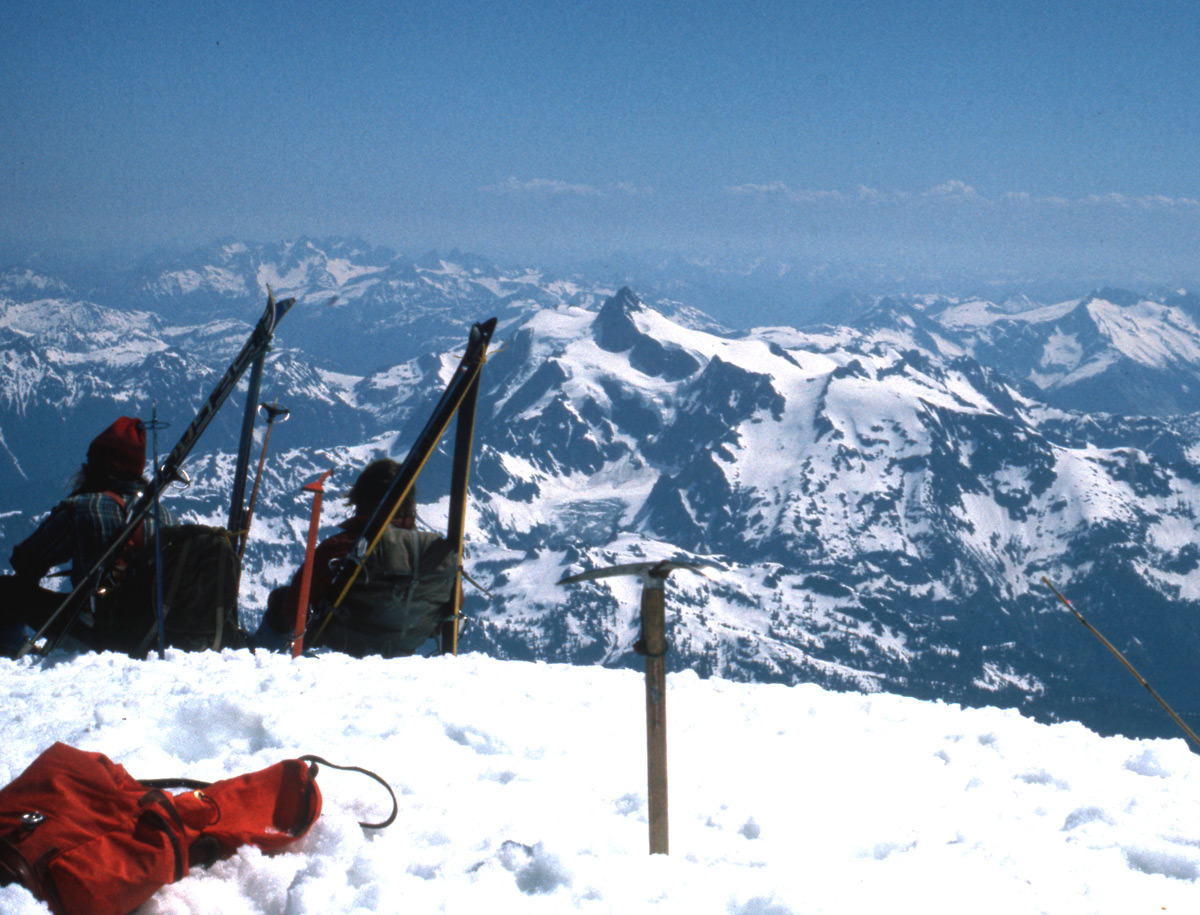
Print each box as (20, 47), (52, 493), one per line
(2, 417), (174, 653)
(258, 458), (458, 657)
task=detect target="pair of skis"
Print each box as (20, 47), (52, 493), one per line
(304, 317), (497, 656)
(17, 292), (295, 659)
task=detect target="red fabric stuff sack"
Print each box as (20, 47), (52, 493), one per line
(0, 742), (322, 915)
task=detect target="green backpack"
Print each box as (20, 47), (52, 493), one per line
(103, 524), (246, 656)
(322, 526), (458, 657)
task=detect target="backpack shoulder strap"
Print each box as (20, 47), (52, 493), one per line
(101, 490), (147, 577)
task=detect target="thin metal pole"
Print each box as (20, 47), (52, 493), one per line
(1042, 577), (1200, 750)
(149, 405), (168, 659)
(238, 402), (290, 561)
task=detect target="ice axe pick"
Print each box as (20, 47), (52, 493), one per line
(558, 560), (716, 855)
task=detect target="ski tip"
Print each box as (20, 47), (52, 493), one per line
(466, 318), (499, 356)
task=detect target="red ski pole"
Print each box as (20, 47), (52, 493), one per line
(292, 470), (333, 658)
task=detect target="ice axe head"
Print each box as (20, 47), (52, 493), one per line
(557, 559), (718, 590)
(558, 559), (719, 657)
(302, 468), (335, 494)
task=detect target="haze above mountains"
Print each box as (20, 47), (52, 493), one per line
(4, 235), (1184, 334)
(4, 237), (1200, 743)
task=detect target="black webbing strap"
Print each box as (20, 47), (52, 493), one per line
(300, 755), (398, 830)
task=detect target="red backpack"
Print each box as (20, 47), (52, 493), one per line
(0, 742), (395, 915)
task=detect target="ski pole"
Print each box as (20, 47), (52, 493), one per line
(292, 470), (333, 658)
(1042, 577), (1200, 750)
(237, 401), (290, 561)
(148, 405), (170, 659)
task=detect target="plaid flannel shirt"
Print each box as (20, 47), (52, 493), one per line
(9, 482), (174, 587)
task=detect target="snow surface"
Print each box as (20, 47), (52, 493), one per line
(2, 650), (1199, 914)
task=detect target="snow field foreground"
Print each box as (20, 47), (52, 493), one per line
(1, 651), (1198, 914)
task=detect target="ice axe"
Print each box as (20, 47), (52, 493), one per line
(558, 559), (716, 855)
(292, 469), (334, 658)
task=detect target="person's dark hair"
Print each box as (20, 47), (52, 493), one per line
(347, 459), (416, 517)
(68, 462), (149, 497)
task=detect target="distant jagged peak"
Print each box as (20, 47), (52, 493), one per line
(647, 297), (732, 336)
(610, 286), (645, 311)
(414, 249), (447, 271)
(847, 294), (965, 347)
(809, 291), (964, 327)
(216, 240), (250, 258)
(860, 295), (934, 322)
(443, 248), (503, 275)
(0, 294), (160, 339)
(998, 292), (1040, 314)
(1164, 289), (1200, 321)
(808, 290), (877, 327)
(1082, 287), (1143, 308)
(593, 287), (646, 353)
(0, 268), (74, 298)
(164, 236), (396, 274)
(263, 236), (361, 276)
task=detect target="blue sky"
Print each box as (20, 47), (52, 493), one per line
(3, 0), (1200, 289)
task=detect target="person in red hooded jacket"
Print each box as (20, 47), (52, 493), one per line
(1, 416), (173, 652)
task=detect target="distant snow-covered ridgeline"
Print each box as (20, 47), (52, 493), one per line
(4, 246), (1200, 739)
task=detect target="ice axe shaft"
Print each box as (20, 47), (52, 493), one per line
(640, 575), (669, 855)
(559, 559), (717, 855)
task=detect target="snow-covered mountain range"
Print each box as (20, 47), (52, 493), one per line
(828, 288), (1200, 417)
(5, 239), (1200, 742)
